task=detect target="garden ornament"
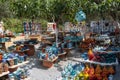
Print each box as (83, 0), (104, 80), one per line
(75, 10), (86, 22)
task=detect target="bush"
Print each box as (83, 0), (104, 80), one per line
(2, 18), (24, 33)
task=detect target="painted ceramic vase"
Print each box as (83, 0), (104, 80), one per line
(88, 49), (95, 60)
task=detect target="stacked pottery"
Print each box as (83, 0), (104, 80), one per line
(67, 41), (73, 48)
(95, 65), (102, 80)
(89, 66), (95, 80)
(37, 51), (46, 60)
(62, 63), (84, 80)
(83, 65), (89, 80)
(102, 66), (108, 79)
(81, 52), (88, 60)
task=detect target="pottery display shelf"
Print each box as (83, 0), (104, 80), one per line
(9, 61), (29, 69)
(0, 71), (10, 77)
(72, 58), (118, 66)
(95, 51), (120, 54)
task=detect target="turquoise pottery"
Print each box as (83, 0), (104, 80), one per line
(52, 42), (56, 47)
(24, 55), (27, 61)
(67, 42), (73, 48)
(62, 77), (68, 80)
(15, 72), (21, 80)
(67, 63), (73, 72)
(14, 57), (18, 65)
(62, 70), (66, 77)
(61, 42), (65, 48)
(70, 70), (77, 77)
(19, 56), (24, 63)
(75, 10), (86, 22)
(3, 54), (8, 59)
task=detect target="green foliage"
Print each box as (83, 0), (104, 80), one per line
(1, 0), (120, 22)
(0, 0), (120, 33)
(2, 18), (48, 33)
(0, 1), (11, 20)
(2, 18), (24, 33)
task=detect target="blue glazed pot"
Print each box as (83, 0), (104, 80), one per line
(19, 56), (24, 63)
(14, 57), (18, 65)
(24, 55), (27, 61)
(67, 42), (73, 48)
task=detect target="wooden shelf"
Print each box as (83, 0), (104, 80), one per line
(43, 57), (58, 62)
(72, 58), (118, 66)
(0, 71), (9, 77)
(58, 52), (67, 56)
(9, 61), (29, 69)
(95, 51), (120, 54)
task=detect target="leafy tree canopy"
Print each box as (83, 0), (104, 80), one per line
(0, 0), (120, 23)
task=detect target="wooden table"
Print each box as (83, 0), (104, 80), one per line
(9, 61), (29, 69)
